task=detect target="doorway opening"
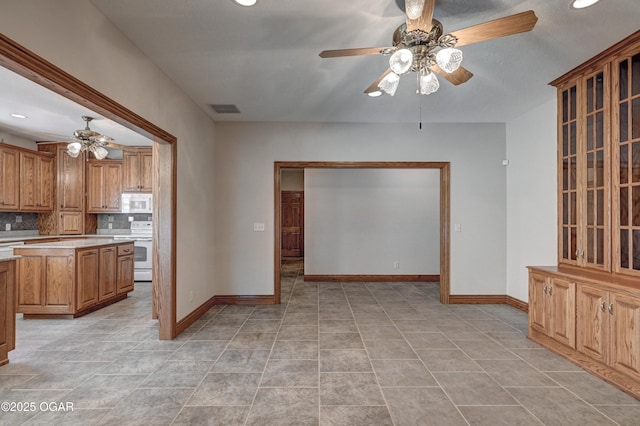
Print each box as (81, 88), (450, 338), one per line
(0, 34), (177, 339)
(274, 162), (450, 305)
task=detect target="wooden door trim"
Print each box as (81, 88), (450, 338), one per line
(274, 161), (450, 304)
(0, 33), (177, 339)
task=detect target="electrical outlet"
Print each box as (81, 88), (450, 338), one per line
(15, 215), (22, 223)
(128, 216), (134, 222)
(253, 223), (265, 232)
(108, 215), (114, 222)
(393, 261), (399, 269)
(5, 224), (10, 231)
(108, 223), (113, 230)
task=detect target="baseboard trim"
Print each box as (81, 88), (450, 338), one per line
(176, 295), (217, 336)
(213, 295), (275, 305)
(176, 294), (276, 336)
(506, 296), (529, 313)
(303, 274), (439, 282)
(448, 294), (528, 312)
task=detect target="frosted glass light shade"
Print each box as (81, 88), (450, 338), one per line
(67, 142), (82, 157)
(93, 146), (109, 160)
(419, 70), (439, 95)
(405, 0), (425, 19)
(570, 0), (600, 9)
(436, 48), (463, 73)
(389, 49), (413, 75)
(378, 72), (400, 96)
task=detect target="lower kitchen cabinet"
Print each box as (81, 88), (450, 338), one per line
(530, 266), (640, 399)
(15, 240), (134, 317)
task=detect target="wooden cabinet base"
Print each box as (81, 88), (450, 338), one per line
(23, 293), (128, 319)
(528, 328), (640, 400)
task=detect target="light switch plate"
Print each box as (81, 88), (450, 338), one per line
(454, 224), (461, 232)
(5, 224), (11, 231)
(253, 223), (265, 232)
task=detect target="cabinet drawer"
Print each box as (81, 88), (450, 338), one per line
(117, 243), (134, 257)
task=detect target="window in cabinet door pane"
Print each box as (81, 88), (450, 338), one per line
(571, 227), (577, 260)
(570, 86), (577, 120)
(633, 142), (640, 183)
(563, 193), (569, 225)
(587, 152), (596, 188)
(620, 59), (629, 101)
(587, 77), (594, 113)
(621, 229), (629, 269)
(597, 228), (604, 265)
(632, 53), (640, 96)
(596, 150), (604, 187)
(587, 115), (594, 150)
(596, 111), (604, 149)
(571, 192), (577, 225)
(570, 122), (577, 155)
(596, 73), (604, 110)
(563, 90), (569, 122)
(633, 98), (640, 140)
(563, 159), (569, 190)
(621, 187), (629, 227)
(563, 228), (569, 259)
(621, 144), (629, 182)
(621, 102), (629, 142)
(634, 186), (640, 226)
(570, 157), (577, 189)
(587, 191), (594, 226)
(634, 230), (640, 270)
(597, 189), (604, 227)
(587, 228), (594, 263)
(563, 125), (569, 156)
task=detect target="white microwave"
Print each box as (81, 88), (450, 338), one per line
(121, 193), (152, 214)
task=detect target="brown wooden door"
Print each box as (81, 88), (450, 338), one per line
(99, 247), (117, 301)
(117, 254), (135, 294)
(20, 152), (37, 210)
(529, 272), (549, 335)
(281, 191), (304, 257)
(58, 146), (84, 211)
(609, 292), (640, 381)
(77, 249), (99, 310)
(0, 148), (20, 211)
(576, 284), (608, 363)
(37, 155), (54, 211)
(549, 277), (576, 349)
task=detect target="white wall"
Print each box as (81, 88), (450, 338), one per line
(0, 0), (218, 320)
(215, 122), (507, 296)
(281, 169), (304, 191)
(506, 95), (558, 302)
(305, 168), (440, 275)
(0, 132), (37, 150)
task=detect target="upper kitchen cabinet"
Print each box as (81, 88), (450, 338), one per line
(87, 160), (122, 213)
(551, 31), (640, 277)
(0, 144), (20, 211)
(19, 151), (53, 212)
(122, 148), (152, 192)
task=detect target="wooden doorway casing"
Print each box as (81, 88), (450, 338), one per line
(0, 34), (178, 339)
(274, 162), (450, 305)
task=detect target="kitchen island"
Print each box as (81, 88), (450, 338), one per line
(0, 258), (16, 365)
(14, 239), (135, 318)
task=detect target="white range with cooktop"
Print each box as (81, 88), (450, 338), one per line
(114, 221), (152, 281)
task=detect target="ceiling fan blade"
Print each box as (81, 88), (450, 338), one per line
(449, 10), (538, 47)
(432, 65), (473, 86)
(364, 69), (392, 94)
(406, 0), (435, 32)
(319, 47), (392, 58)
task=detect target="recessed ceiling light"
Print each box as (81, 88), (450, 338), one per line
(9, 113), (27, 119)
(367, 90), (383, 97)
(234, 0), (257, 6)
(570, 0), (601, 9)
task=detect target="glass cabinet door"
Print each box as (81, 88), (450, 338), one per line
(560, 84), (579, 265)
(582, 70), (609, 270)
(615, 52), (640, 274)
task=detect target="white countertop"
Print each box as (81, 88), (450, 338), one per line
(13, 238), (134, 250)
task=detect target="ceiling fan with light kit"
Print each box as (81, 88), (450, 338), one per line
(319, 0), (538, 97)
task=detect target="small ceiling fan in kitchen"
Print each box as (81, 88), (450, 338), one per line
(319, 0), (538, 96)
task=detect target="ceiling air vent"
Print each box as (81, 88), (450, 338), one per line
(209, 104), (240, 114)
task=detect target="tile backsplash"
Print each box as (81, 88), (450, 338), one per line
(0, 212), (38, 231)
(97, 213), (152, 230)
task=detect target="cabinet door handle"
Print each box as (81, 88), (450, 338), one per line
(549, 286), (553, 296)
(543, 285), (548, 294)
(608, 303), (613, 314)
(600, 301), (605, 312)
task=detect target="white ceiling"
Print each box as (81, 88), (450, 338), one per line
(1, 0), (638, 144)
(87, 0), (640, 124)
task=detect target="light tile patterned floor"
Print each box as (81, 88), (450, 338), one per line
(0, 258), (639, 425)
